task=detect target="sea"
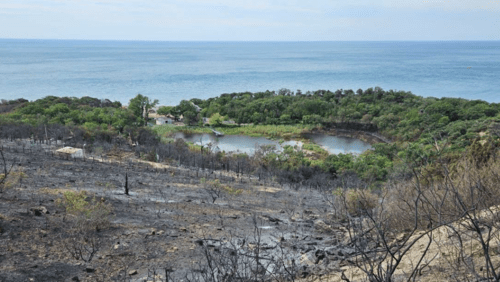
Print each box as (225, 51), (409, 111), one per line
(1, 40), (499, 106)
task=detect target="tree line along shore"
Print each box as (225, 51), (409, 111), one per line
(1, 87), (499, 185)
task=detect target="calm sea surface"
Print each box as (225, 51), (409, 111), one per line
(1, 40), (499, 105)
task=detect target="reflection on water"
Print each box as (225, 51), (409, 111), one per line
(173, 132), (371, 155)
(174, 133), (299, 155)
(302, 133), (372, 155)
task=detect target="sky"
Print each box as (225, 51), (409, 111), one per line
(0, 0), (499, 41)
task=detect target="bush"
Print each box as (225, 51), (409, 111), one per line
(57, 191), (112, 231)
(334, 188), (378, 217)
(0, 169), (27, 192)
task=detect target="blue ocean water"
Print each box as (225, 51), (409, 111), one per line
(0, 40), (499, 105)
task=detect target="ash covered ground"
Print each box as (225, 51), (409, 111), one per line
(0, 141), (352, 282)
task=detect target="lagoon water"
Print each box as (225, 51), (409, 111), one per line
(1, 40), (500, 104)
(303, 133), (372, 155)
(174, 132), (372, 155)
(174, 133), (302, 155)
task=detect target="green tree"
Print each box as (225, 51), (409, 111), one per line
(128, 94), (159, 126)
(157, 106), (173, 117)
(209, 113), (223, 126)
(183, 111), (199, 125)
(45, 103), (70, 118)
(322, 153), (354, 175)
(174, 100), (199, 125)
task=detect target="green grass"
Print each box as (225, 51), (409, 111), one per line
(212, 124), (319, 139)
(301, 143), (330, 158)
(153, 123), (320, 140)
(152, 124), (212, 137)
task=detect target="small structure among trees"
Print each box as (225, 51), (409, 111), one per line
(56, 147), (84, 158)
(154, 117), (174, 125)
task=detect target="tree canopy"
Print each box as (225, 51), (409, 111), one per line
(128, 94), (159, 126)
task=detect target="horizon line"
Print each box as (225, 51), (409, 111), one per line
(1, 38), (500, 43)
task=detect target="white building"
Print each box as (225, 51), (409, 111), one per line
(155, 116), (174, 125)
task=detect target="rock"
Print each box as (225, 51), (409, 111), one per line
(166, 246), (178, 253)
(179, 227), (187, 232)
(71, 276), (80, 281)
(194, 239), (204, 246)
(30, 206), (48, 216)
(85, 267), (95, 273)
(128, 269), (138, 275)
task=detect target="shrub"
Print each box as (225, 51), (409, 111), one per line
(0, 169), (27, 192)
(334, 188), (378, 217)
(57, 190), (112, 231)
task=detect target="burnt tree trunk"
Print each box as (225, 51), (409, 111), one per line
(125, 172), (129, 195)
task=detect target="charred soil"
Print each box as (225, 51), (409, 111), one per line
(0, 141), (351, 282)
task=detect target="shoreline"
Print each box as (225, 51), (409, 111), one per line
(156, 123), (390, 147)
(305, 127), (391, 145)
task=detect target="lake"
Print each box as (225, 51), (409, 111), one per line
(173, 132), (372, 155)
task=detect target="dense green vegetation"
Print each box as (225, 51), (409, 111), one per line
(184, 88), (500, 147)
(169, 88), (500, 183)
(2, 88), (499, 185)
(0, 96), (136, 133)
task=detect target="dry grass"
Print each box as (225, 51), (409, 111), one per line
(332, 150), (500, 281)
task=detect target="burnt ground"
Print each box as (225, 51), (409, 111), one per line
(0, 140), (351, 282)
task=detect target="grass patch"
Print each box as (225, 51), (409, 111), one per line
(153, 124), (320, 144)
(39, 187), (75, 196)
(302, 142), (330, 158)
(187, 142), (203, 152)
(223, 186), (244, 196)
(212, 124), (319, 139)
(0, 169), (28, 191)
(152, 124), (212, 138)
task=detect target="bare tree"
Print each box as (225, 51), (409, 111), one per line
(201, 178), (225, 204)
(0, 148), (15, 194)
(186, 216), (303, 282)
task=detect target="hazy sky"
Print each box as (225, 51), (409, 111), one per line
(1, 0), (499, 41)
